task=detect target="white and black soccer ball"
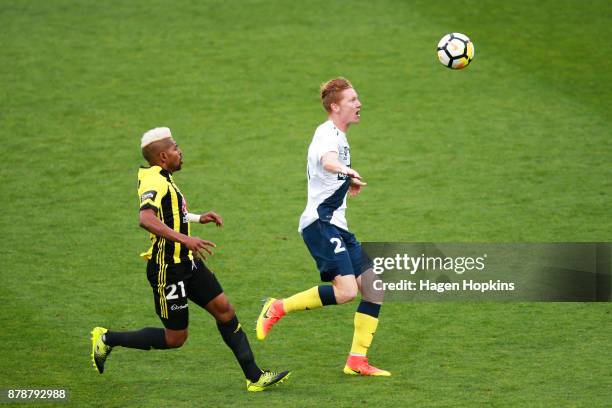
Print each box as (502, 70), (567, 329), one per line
(437, 33), (474, 70)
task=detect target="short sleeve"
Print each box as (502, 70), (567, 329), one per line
(138, 173), (168, 212)
(315, 131), (339, 162)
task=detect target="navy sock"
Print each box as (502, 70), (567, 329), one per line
(357, 300), (381, 318)
(318, 285), (337, 306)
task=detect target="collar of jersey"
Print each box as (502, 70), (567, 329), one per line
(327, 119), (345, 136)
(140, 165), (171, 177)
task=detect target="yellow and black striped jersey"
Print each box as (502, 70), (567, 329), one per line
(138, 165), (193, 265)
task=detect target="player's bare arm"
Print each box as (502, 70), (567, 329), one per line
(139, 208), (215, 257)
(321, 151), (367, 189)
(321, 151), (362, 178)
(199, 211), (223, 227)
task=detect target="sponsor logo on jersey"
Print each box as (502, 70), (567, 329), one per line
(140, 190), (157, 202)
(339, 145), (350, 162)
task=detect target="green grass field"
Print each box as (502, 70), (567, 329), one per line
(1, 0), (610, 406)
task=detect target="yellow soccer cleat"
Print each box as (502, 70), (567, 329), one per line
(256, 298), (285, 340)
(91, 327), (113, 374)
(246, 370), (291, 392)
(343, 355), (391, 377)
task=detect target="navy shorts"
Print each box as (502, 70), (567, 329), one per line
(302, 219), (364, 282)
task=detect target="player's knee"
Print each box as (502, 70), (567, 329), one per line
(333, 277), (358, 304)
(165, 329), (188, 348)
(358, 269), (385, 304)
(206, 293), (236, 322)
(167, 336), (187, 348)
(335, 287), (358, 304)
(217, 303), (235, 323)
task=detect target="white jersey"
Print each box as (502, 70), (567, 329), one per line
(298, 120), (352, 233)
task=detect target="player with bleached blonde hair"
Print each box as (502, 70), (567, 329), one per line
(91, 127), (290, 391)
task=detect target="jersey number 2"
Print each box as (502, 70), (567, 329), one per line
(330, 238), (346, 254)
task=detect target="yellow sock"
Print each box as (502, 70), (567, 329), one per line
(350, 312), (379, 355)
(283, 286), (323, 314)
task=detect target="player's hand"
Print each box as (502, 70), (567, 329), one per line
(345, 168), (362, 180)
(183, 236), (216, 260)
(348, 178), (367, 196)
(200, 211), (223, 227)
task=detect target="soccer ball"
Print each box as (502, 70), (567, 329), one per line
(437, 33), (474, 70)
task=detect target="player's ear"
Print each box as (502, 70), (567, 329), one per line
(159, 150), (168, 163)
(330, 102), (340, 113)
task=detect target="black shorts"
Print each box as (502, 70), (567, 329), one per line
(147, 259), (223, 330)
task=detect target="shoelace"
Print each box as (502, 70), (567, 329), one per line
(260, 370), (279, 382)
